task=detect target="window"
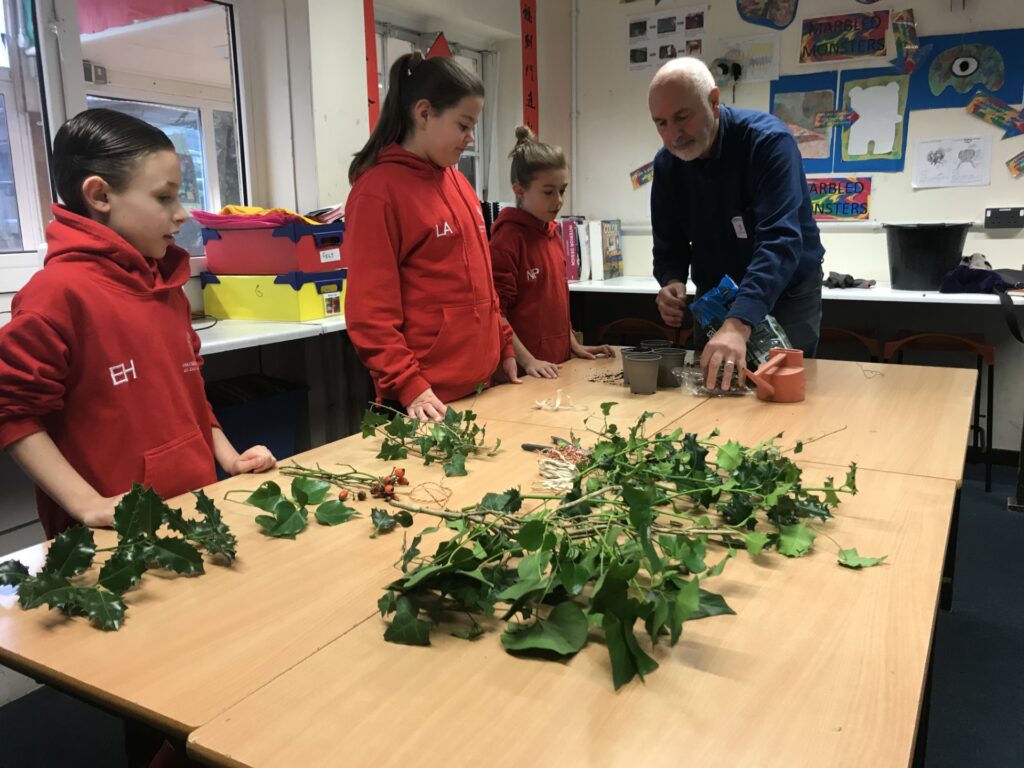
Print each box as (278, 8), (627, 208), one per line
(375, 23), (488, 198)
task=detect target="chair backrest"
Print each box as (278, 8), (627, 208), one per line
(817, 327), (882, 362)
(596, 317), (690, 348)
(883, 333), (996, 366)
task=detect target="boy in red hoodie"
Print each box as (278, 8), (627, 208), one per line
(0, 109), (275, 539)
(490, 126), (613, 378)
(344, 53), (517, 422)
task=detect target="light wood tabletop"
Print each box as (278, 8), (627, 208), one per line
(0, 419), (567, 736)
(669, 359), (977, 485)
(187, 465), (957, 768)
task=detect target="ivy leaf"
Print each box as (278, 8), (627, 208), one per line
(675, 576), (700, 622)
(516, 520), (547, 551)
(443, 453), (468, 477)
(75, 588), (127, 631)
(777, 523), (816, 557)
(385, 414), (419, 439)
(291, 477), (331, 506)
(376, 441), (408, 462)
(383, 597), (431, 646)
(41, 526), (96, 578)
(688, 589), (736, 620)
(314, 500), (359, 526)
(370, 508), (413, 537)
(378, 591), (397, 617)
(360, 408), (388, 438)
(143, 537), (205, 575)
(744, 531), (770, 557)
(256, 499), (309, 539)
(501, 601), (588, 656)
(451, 625), (485, 641)
(599, 402), (617, 416)
(243, 481), (286, 513)
(602, 609), (658, 690)
(113, 484), (166, 542)
(794, 440), (803, 453)
(706, 549), (734, 578)
(716, 440), (745, 472)
(96, 551), (148, 594)
(479, 489), (523, 514)
(0, 560), (30, 587)
(838, 548), (887, 569)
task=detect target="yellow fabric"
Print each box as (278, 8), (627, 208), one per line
(219, 204), (320, 226)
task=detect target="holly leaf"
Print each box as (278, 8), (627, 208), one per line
(75, 588), (127, 631)
(777, 523), (816, 557)
(291, 477), (331, 506)
(41, 526), (96, 578)
(501, 601), (588, 656)
(744, 531), (770, 557)
(143, 537), (205, 575)
(0, 560), (30, 587)
(255, 499), (309, 539)
(443, 453), (468, 477)
(96, 551), (148, 594)
(17, 572), (75, 611)
(113, 484), (167, 542)
(187, 490), (238, 563)
(838, 548), (887, 569)
(716, 440), (745, 472)
(383, 597), (431, 646)
(243, 481), (287, 513)
(845, 463), (859, 493)
(314, 500), (359, 526)
(370, 508), (411, 537)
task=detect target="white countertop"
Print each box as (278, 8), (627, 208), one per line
(568, 276), (1024, 305)
(193, 316), (347, 355)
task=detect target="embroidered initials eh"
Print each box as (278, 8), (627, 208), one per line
(109, 360), (137, 386)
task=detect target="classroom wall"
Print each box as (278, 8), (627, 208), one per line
(571, 0), (1024, 279)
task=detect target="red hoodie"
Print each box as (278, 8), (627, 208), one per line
(489, 207), (572, 365)
(0, 205), (219, 538)
(343, 145), (514, 405)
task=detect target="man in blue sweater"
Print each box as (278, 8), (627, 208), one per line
(648, 57), (824, 389)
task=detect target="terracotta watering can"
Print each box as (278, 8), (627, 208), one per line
(743, 348), (806, 403)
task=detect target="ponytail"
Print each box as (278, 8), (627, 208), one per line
(349, 52), (485, 183)
(509, 124), (567, 189)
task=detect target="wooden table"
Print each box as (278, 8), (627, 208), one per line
(0, 419), (562, 736)
(669, 359), (976, 485)
(187, 465), (956, 768)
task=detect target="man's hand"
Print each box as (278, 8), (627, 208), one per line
(656, 281), (687, 327)
(407, 388), (448, 422)
(230, 445), (277, 474)
(701, 318), (751, 391)
(523, 358), (560, 378)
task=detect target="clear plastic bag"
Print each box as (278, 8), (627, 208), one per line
(672, 362), (754, 398)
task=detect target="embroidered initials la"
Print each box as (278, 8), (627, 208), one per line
(109, 359), (137, 386)
(435, 221), (454, 237)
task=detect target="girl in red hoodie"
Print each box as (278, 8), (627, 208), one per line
(0, 109), (275, 539)
(490, 126), (613, 378)
(345, 52), (517, 422)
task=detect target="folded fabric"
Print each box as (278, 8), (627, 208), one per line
(939, 264), (1012, 294)
(823, 271), (876, 289)
(306, 202), (345, 224)
(191, 205), (320, 229)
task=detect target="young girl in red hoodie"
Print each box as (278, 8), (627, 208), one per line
(344, 52), (517, 422)
(0, 109), (275, 539)
(490, 126), (613, 378)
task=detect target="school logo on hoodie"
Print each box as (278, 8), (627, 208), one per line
(526, 268), (541, 281)
(109, 360), (137, 386)
(435, 220), (454, 237)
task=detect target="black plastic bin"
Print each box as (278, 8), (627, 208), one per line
(884, 222), (970, 290)
(205, 374), (308, 478)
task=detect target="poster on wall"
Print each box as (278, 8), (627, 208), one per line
(718, 34), (780, 82)
(908, 29), (1024, 110)
(799, 11), (889, 64)
(966, 94), (1024, 139)
(912, 136), (992, 189)
(770, 72), (838, 174)
(628, 5), (708, 73)
(807, 177), (871, 220)
(736, 0), (798, 31)
(835, 68), (910, 173)
(1007, 148), (1024, 179)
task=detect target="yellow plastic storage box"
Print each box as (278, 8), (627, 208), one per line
(201, 269), (346, 322)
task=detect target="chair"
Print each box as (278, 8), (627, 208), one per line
(883, 333), (995, 492)
(818, 327), (882, 362)
(595, 317), (691, 348)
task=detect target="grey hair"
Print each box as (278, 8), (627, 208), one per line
(649, 57), (716, 101)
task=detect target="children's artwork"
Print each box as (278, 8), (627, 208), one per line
(628, 5), (707, 73)
(807, 177), (871, 220)
(1007, 148), (1024, 179)
(718, 34), (780, 82)
(814, 109), (858, 128)
(800, 11), (889, 64)
(770, 72), (838, 173)
(908, 29), (1024, 110)
(630, 161), (655, 189)
(736, 0), (797, 31)
(836, 69), (910, 173)
(890, 9), (923, 74)
(965, 94), (1024, 139)
(912, 136), (991, 189)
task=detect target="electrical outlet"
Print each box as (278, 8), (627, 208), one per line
(984, 207), (1024, 229)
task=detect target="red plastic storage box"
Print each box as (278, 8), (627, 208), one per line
(201, 220), (345, 275)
